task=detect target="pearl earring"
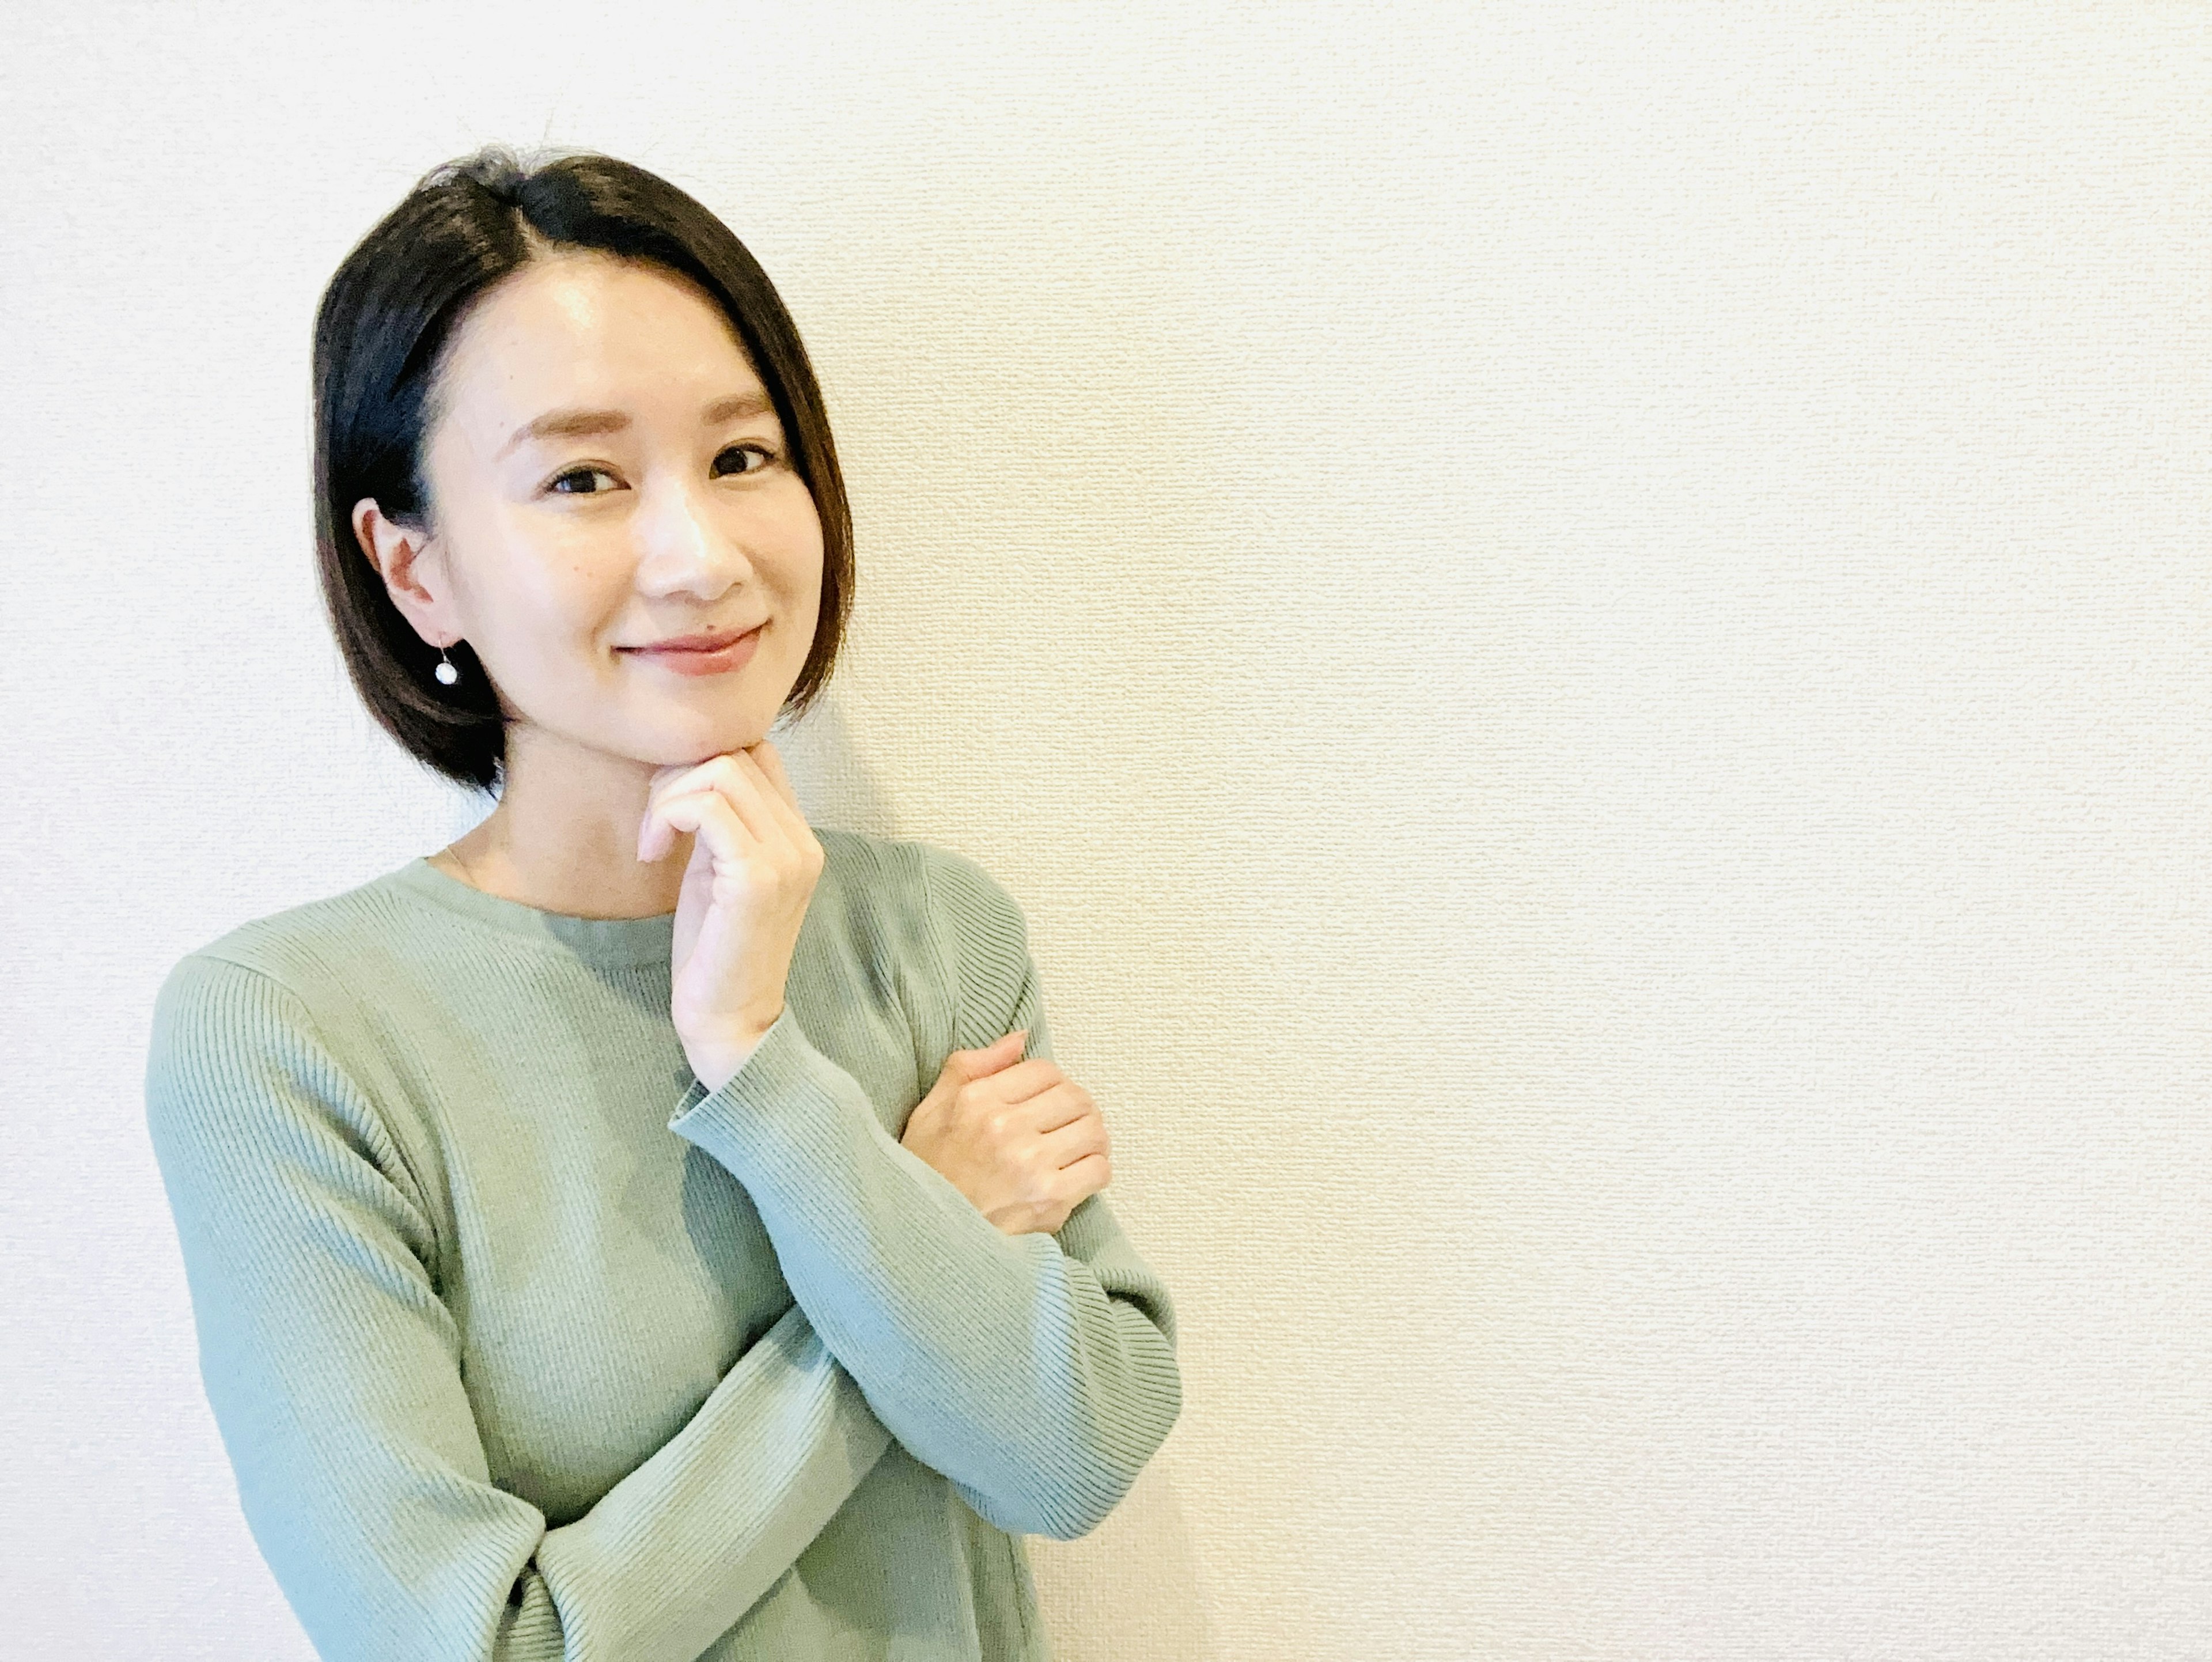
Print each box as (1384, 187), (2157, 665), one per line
(434, 646), (460, 687)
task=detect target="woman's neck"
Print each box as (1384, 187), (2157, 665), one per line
(436, 770), (692, 921)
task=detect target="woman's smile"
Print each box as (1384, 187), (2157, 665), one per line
(618, 620), (766, 677)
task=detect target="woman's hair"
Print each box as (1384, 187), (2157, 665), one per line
(312, 146), (854, 796)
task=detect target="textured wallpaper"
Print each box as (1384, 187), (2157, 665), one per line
(5, 3), (2209, 1656)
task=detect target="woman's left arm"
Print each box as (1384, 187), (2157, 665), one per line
(664, 844), (1181, 1542)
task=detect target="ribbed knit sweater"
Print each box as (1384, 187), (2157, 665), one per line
(142, 826), (1181, 1661)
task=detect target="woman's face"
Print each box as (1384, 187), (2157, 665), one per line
(389, 249), (824, 770)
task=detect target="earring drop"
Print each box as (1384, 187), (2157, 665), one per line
(434, 646), (460, 686)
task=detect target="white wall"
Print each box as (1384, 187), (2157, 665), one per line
(5, 2), (2208, 1656)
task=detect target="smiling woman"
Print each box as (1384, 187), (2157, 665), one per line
(347, 244), (829, 921)
(142, 147), (1181, 1662)
(316, 156), (853, 819)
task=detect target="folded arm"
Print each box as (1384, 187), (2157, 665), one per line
(664, 843), (1182, 1541)
(145, 953), (891, 1662)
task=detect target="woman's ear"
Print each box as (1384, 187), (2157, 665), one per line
(353, 497), (455, 645)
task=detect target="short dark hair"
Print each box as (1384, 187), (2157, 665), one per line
(312, 145), (854, 796)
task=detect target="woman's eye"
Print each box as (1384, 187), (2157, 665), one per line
(547, 448), (771, 494)
(713, 444), (774, 478)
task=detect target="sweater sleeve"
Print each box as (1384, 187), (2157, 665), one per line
(143, 952), (893, 1662)
(663, 843), (1183, 1542)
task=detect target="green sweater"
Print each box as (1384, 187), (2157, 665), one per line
(142, 827), (1182, 1661)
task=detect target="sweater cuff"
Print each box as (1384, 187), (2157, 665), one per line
(665, 1005), (848, 1137)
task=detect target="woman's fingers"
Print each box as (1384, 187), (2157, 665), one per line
(1037, 1106), (1111, 1170)
(746, 739), (804, 816)
(726, 744), (815, 848)
(641, 756), (732, 860)
(641, 751), (798, 864)
(643, 784), (740, 861)
(723, 748), (809, 847)
(1054, 1150), (1112, 1201)
(652, 788), (749, 874)
(1007, 1078), (1093, 1135)
(975, 1058), (1071, 1110)
(699, 755), (786, 851)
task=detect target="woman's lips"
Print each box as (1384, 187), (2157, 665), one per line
(620, 624), (763, 677)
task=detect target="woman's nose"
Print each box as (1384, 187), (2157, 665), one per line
(634, 472), (751, 595)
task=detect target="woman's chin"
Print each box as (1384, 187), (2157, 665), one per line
(636, 721), (773, 768)
(603, 682), (793, 764)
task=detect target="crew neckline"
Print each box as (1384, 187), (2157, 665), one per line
(384, 856), (676, 967)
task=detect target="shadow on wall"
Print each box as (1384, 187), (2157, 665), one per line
(778, 697), (1212, 1651)
(1029, 1464), (1214, 1660)
(772, 693), (903, 841)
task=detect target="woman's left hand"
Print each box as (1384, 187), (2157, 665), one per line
(638, 738), (824, 1092)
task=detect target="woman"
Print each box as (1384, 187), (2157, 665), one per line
(143, 146), (1181, 1661)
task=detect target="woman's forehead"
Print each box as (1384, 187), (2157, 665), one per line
(440, 253), (759, 417)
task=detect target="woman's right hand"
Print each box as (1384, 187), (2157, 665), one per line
(901, 1031), (1115, 1236)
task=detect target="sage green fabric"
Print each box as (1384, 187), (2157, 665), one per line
(143, 827), (1181, 1661)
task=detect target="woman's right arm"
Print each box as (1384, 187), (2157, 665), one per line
(143, 951), (891, 1662)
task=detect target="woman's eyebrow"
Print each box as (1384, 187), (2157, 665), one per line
(498, 390), (777, 459)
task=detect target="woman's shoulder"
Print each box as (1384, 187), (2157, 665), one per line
(812, 825), (1027, 933)
(811, 827), (1036, 1037)
(808, 826), (1042, 1055)
(154, 863), (420, 1012)
(143, 872), (429, 1166)
(143, 881), (449, 1282)
(143, 864), (521, 1153)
